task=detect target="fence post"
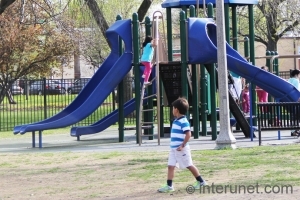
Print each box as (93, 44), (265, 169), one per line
(43, 77), (47, 119)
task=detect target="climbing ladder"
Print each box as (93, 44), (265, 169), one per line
(138, 11), (165, 146)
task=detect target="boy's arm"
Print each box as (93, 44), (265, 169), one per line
(182, 130), (191, 147)
(177, 130), (191, 151)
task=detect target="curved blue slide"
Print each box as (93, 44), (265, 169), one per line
(70, 98), (135, 136)
(13, 19), (133, 135)
(70, 66), (157, 137)
(188, 18), (300, 102)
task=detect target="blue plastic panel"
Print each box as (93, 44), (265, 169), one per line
(162, 0), (258, 8)
(188, 18), (300, 103)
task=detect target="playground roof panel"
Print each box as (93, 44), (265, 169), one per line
(161, 0), (258, 8)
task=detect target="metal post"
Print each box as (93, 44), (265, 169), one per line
(275, 51), (279, 76)
(200, 64), (207, 136)
(224, 4), (230, 43)
(249, 4), (256, 125)
(32, 131), (35, 148)
(232, 5), (238, 51)
(43, 77), (47, 119)
(153, 12), (161, 145)
(116, 15), (124, 142)
(144, 16), (153, 140)
(189, 5), (200, 139)
(208, 3), (217, 140)
(39, 130), (42, 148)
(132, 13), (141, 144)
(180, 11), (188, 107)
(215, 0), (236, 149)
(266, 50), (272, 102)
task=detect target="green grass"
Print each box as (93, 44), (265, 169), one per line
(126, 145), (300, 187)
(0, 145), (299, 199)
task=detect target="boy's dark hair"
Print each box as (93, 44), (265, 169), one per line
(172, 97), (189, 115)
(142, 36), (153, 47)
(291, 69), (300, 77)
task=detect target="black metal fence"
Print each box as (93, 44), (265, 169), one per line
(278, 70), (291, 80)
(0, 71), (293, 132)
(0, 78), (171, 132)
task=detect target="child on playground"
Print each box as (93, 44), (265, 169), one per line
(255, 66), (269, 103)
(288, 69), (300, 136)
(241, 84), (250, 115)
(157, 97), (206, 193)
(141, 36), (157, 85)
(288, 69), (300, 90)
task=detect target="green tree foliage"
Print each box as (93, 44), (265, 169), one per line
(238, 0), (300, 51)
(0, 1), (75, 103)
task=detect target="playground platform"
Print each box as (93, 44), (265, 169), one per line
(0, 126), (299, 153)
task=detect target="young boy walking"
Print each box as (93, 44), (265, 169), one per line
(157, 97), (206, 193)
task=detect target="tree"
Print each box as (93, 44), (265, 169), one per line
(0, 2), (75, 103)
(238, 0), (300, 51)
(0, 0), (15, 14)
(69, 0), (157, 102)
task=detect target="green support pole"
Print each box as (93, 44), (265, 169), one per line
(208, 3), (217, 140)
(224, 4), (230, 43)
(167, 8), (173, 62)
(116, 15), (124, 142)
(244, 37), (249, 62)
(275, 51), (279, 76)
(167, 8), (173, 131)
(189, 5), (199, 139)
(132, 13), (140, 144)
(249, 5), (256, 125)
(266, 50), (271, 68)
(232, 5), (238, 51)
(182, 6), (187, 13)
(270, 51), (275, 73)
(200, 65), (207, 136)
(180, 11), (188, 114)
(266, 51), (271, 102)
(143, 16), (153, 140)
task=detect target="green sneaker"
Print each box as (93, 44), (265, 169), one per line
(157, 184), (175, 193)
(193, 180), (207, 189)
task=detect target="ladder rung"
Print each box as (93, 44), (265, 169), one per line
(141, 134), (156, 137)
(142, 109), (155, 112)
(141, 125), (154, 129)
(141, 122), (154, 124)
(143, 94), (157, 100)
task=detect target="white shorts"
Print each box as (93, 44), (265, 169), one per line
(167, 145), (193, 169)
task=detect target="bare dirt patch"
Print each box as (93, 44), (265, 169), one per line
(0, 148), (299, 200)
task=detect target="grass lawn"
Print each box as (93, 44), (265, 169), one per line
(0, 144), (299, 199)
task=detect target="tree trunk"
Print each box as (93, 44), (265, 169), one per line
(0, 0), (16, 14)
(74, 47), (81, 79)
(137, 0), (153, 22)
(85, 0), (153, 104)
(84, 0), (110, 48)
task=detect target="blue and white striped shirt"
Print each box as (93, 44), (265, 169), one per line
(170, 116), (190, 148)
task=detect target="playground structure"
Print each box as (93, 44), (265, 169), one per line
(12, 0), (300, 148)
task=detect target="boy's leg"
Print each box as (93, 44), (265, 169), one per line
(158, 149), (176, 193)
(176, 146), (206, 189)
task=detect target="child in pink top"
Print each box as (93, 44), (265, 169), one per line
(242, 84), (250, 115)
(140, 36), (157, 85)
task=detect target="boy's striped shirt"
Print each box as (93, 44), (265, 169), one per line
(170, 116), (190, 148)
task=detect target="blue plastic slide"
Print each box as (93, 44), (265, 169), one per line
(13, 19), (133, 135)
(188, 18), (300, 102)
(70, 98), (135, 136)
(70, 65), (157, 137)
